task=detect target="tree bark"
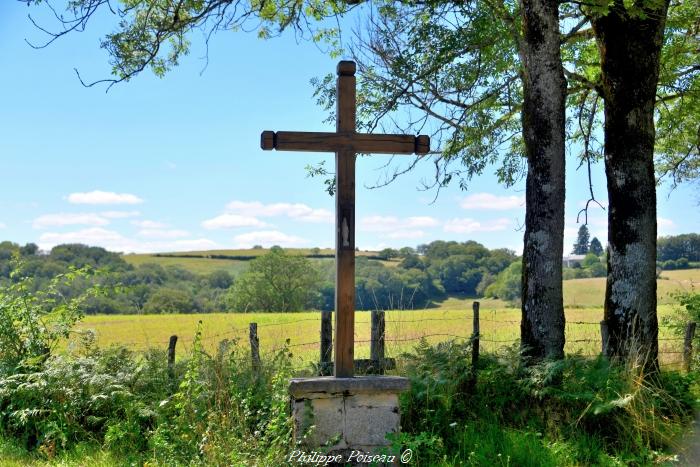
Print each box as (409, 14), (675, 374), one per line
(591, 1), (670, 368)
(519, 0), (567, 361)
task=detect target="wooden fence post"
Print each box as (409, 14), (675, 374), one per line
(600, 320), (609, 356)
(167, 335), (177, 379)
(320, 311), (333, 376)
(683, 322), (696, 373)
(470, 302), (480, 390)
(371, 310), (386, 375)
(249, 323), (260, 373)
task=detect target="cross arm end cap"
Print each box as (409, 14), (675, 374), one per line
(415, 135), (430, 155)
(261, 131), (276, 150)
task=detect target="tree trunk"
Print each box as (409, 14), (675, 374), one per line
(591, 1), (670, 368)
(519, 0), (567, 361)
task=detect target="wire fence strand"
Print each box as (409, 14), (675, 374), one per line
(78, 307), (693, 371)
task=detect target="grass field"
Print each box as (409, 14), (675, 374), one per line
(564, 268), (699, 307)
(122, 248), (401, 274)
(122, 254), (251, 275)
(69, 269), (699, 371)
(73, 302), (688, 371)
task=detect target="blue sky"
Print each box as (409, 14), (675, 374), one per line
(0, 3), (697, 255)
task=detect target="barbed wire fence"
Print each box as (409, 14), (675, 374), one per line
(100, 302), (696, 375)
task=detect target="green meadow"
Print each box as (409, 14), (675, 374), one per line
(121, 249), (401, 274)
(73, 268), (698, 370)
(75, 304), (684, 366)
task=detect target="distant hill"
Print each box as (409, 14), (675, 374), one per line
(122, 248), (400, 275)
(122, 249), (700, 308)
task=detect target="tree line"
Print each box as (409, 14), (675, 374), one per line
(2, 234), (697, 313)
(0, 241), (519, 314)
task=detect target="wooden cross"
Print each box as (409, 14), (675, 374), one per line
(260, 60), (430, 377)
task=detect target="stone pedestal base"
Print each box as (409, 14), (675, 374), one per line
(289, 376), (409, 457)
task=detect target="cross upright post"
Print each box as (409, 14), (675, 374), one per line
(334, 61), (357, 377)
(260, 60), (429, 378)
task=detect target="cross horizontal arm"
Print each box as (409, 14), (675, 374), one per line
(261, 131), (430, 155)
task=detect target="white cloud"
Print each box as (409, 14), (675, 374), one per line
(225, 200), (333, 224)
(405, 216), (440, 228)
(0, 222), (6, 229)
(138, 229), (190, 239)
(38, 227), (219, 254)
(384, 230), (426, 239)
(658, 217), (676, 235)
(360, 216), (398, 232)
(100, 210), (141, 219)
(202, 214), (269, 230)
(67, 190), (143, 205)
(360, 215), (439, 233)
(39, 228), (126, 249)
(232, 230), (306, 248)
(460, 193), (525, 210)
(443, 217), (511, 233)
(33, 213), (110, 229)
(132, 219), (168, 229)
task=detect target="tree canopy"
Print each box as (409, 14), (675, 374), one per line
(572, 225), (591, 255)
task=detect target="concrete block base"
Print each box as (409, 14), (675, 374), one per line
(289, 376), (410, 459)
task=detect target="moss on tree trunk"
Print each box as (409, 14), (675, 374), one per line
(592, 1), (670, 368)
(519, 0), (567, 361)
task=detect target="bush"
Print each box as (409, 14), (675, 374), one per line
(227, 249), (320, 312)
(0, 328), (295, 464)
(665, 289), (700, 371)
(0, 267), (97, 374)
(484, 261), (521, 303)
(147, 329), (294, 465)
(143, 288), (199, 314)
(394, 340), (695, 466)
(0, 344), (169, 455)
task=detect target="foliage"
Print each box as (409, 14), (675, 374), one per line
(396, 340), (696, 466)
(145, 323), (294, 465)
(227, 249), (320, 312)
(484, 261), (521, 303)
(0, 241), (520, 315)
(0, 346), (167, 456)
(572, 225), (591, 255)
(665, 288), (700, 370)
(589, 237), (604, 256)
(0, 265), (98, 374)
(0, 328), (294, 464)
(563, 253), (606, 279)
(143, 287), (200, 314)
(22, 0), (699, 187)
(657, 233), (700, 262)
(400, 339), (475, 436)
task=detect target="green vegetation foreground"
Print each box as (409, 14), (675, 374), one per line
(1, 269), (699, 465)
(1, 331), (697, 466)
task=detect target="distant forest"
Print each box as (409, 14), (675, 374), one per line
(0, 234), (697, 314)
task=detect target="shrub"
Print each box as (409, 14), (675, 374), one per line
(394, 340), (695, 466)
(0, 266), (97, 374)
(484, 261), (521, 303)
(143, 287), (199, 314)
(227, 249), (320, 312)
(148, 327), (294, 465)
(0, 346), (168, 454)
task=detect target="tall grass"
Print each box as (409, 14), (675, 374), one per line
(71, 304), (686, 369)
